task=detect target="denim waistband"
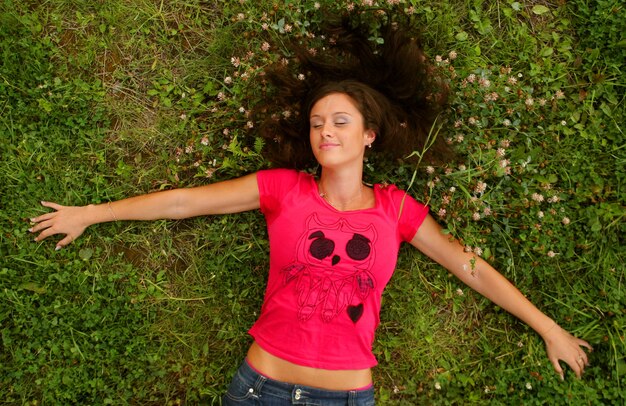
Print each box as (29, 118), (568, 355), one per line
(229, 358), (376, 405)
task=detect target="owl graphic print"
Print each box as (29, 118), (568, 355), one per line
(249, 169), (428, 369)
(282, 213), (377, 324)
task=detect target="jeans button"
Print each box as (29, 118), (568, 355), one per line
(294, 388), (302, 400)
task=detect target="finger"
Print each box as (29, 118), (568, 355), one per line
(580, 349), (591, 366)
(34, 227), (61, 242)
(578, 340), (593, 352)
(31, 212), (56, 224)
(29, 219), (53, 234)
(550, 358), (564, 381)
(55, 235), (74, 250)
(572, 360), (583, 379)
(40, 201), (64, 211)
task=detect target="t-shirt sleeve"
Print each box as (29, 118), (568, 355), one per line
(256, 168), (302, 216)
(395, 190), (429, 242)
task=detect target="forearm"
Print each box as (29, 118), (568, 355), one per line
(456, 256), (555, 337)
(84, 189), (185, 226)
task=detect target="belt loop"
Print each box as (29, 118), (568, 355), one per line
(252, 374), (266, 397)
(348, 390), (357, 406)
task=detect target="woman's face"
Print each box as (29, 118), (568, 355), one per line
(309, 93), (375, 171)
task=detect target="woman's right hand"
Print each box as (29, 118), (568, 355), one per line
(29, 201), (91, 250)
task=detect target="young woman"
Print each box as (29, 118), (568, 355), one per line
(29, 18), (591, 405)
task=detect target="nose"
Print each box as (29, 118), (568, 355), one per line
(320, 122), (334, 138)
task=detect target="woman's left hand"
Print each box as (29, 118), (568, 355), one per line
(542, 324), (592, 380)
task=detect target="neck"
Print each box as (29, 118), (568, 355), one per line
(318, 168), (367, 211)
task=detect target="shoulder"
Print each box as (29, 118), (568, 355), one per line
(375, 183), (424, 207)
(257, 168), (312, 183)
(375, 183), (429, 240)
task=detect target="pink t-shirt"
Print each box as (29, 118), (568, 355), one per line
(249, 168), (428, 369)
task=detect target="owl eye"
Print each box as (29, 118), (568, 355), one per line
(346, 233), (371, 261)
(309, 231), (335, 260)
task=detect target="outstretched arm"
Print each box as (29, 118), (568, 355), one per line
(30, 172), (260, 250)
(410, 214), (592, 380)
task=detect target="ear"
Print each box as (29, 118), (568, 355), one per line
(364, 129), (376, 146)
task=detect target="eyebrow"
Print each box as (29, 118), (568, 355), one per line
(310, 112), (353, 118)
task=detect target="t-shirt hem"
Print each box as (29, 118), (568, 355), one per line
(249, 331), (378, 371)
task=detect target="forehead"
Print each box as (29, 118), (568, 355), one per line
(310, 93), (361, 116)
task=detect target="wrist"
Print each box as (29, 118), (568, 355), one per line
(85, 204), (106, 226)
(538, 320), (560, 340)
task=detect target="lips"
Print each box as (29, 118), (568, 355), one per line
(319, 142), (340, 150)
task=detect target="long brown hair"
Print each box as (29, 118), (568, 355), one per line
(255, 16), (451, 170)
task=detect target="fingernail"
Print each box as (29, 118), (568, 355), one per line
(28, 228), (33, 232)
(33, 238), (38, 242)
(55, 246), (61, 251)
(30, 218), (35, 223)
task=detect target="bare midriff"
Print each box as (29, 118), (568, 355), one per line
(246, 341), (373, 390)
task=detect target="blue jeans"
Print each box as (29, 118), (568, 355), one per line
(223, 359), (376, 405)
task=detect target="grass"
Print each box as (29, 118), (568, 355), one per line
(1, 0), (624, 404)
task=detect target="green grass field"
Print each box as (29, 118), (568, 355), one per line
(1, 0), (624, 404)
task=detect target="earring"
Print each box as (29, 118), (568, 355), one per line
(368, 143), (372, 148)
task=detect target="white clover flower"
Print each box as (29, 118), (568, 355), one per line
(474, 181), (487, 194)
(435, 382), (442, 390)
(426, 166), (435, 174)
(526, 382), (532, 390)
(562, 217), (570, 225)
